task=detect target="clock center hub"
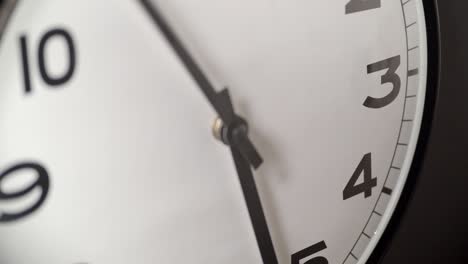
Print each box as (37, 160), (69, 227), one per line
(212, 117), (249, 146)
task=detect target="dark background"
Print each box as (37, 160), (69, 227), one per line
(376, 0), (468, 263)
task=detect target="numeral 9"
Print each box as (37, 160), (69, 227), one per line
(0, 162), (50, 222)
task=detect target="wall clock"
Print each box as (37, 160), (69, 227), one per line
(0, 0), (443, 263)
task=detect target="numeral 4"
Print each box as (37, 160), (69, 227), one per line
(343, 153), (377, 200)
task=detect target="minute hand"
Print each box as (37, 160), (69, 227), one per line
(140, 0), (262, 168)
(210, 84), (279, 264)
(231, 147), (279, 264)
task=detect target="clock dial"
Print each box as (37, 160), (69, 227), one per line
(0, 0), (428, 264)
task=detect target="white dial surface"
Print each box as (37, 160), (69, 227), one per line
(0, 0), (428, 263)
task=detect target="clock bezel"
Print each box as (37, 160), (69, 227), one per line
(367, 0), (440, 262)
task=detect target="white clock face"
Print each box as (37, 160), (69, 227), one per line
(0, 0), (428, 264)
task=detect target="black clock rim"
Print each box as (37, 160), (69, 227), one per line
(367, 0), (441, 263)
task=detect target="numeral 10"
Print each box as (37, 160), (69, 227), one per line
(19, 28), (76, 94)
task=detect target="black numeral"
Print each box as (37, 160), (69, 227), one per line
(292, 241), (328, 264)
(0, 162), (50, 222)
(346, 0), (381, 14)
(19, 28), (76, 94)
(364, 55), (401, 109)
(343, 153), (377, 200)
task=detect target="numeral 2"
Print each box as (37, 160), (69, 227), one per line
(343, 153), (377, 200)
(346, 0), (381, 14)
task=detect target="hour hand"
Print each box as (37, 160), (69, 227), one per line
(214, 89), (235, 125)
(140, 0), (263, 168)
